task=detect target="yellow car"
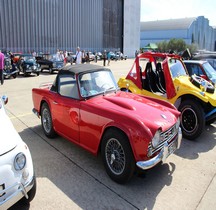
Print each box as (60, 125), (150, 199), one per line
(118, 52), (216, 140)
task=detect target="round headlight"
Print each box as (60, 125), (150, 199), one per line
(14, 153), (26, 171)
(152, 130), (161, 148)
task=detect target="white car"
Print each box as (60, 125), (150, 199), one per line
(0, 95), (36, 209)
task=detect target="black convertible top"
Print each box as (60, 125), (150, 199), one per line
(59, 64), (110, 75)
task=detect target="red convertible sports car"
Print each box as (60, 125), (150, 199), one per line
(32, 64), (182, 183)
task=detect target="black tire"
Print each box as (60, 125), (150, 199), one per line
(36, 72), (40, 76)
(178, 100), (205, 140)
(12, 73), (17, 78)
(24, 70), (28, 77)
(41, 103), (57, 138)
(101, 129), (135, 184)
(49, 68), (53, 74)
(190, 75), (215, 94)
(21, 176), (36, 204)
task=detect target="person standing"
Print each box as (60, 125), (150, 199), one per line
(135, 50), (138, 58)
(81, 50), (86, 64)
(0, 50), (5, 85)
(75, 47), (82, 64)
(94, 52), (98, 63)
(107, 51), (111, 66)
(103, 50), (107, 66)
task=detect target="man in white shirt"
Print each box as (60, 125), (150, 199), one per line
(75, 47), (82, 64)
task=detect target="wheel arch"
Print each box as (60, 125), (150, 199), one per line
(175, 94), (206, 110)
(39, 99), (51, 116)
(98, 126), (135, 157)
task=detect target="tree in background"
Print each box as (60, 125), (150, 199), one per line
(157, 38), (197, 54)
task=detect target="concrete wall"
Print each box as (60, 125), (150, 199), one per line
(123, 0), (141, 57)
(103, 0), (123, 51)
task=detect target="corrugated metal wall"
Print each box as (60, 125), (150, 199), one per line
(103, 0), (123, 50)
(0, 0), (111, 53)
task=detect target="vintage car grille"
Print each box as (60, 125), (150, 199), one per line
(147, 123), (179, 157)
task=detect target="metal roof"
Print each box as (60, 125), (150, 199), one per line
(141, 17), (197, 31)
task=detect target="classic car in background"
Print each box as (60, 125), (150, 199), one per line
(118, 52), (216, 140)
(88, 52), (95, 61)
(184, 60), (216, 85)
(66, 52), (76, 64)
(192, 52), (216, 70)
(32, 64), (182, 183)
(0, 95), (36, 209)
(36, 53), (64, 73)
(116, 51), (127, 60)
(96, 52), (103, 60)
(11, 53), (22, 65)
(3, 56), (19, 79)
(17, 54), (40, 76)
(109, 51), (118, 60)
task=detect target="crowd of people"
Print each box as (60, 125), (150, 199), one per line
(55, 47), (118, 67)
(0, 47), (128, 85)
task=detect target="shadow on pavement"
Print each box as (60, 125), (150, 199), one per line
(9, 124), (177, 210)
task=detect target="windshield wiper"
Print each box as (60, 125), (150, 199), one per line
(103, 86), (118, 95)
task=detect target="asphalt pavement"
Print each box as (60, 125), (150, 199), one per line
(1, 59), (215, 210)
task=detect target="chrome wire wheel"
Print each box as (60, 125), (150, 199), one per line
(101, 130), (135, 183)
(42, 107), (52, 134)
(105, 138), (126, 175)
(41, 103), (56, 138)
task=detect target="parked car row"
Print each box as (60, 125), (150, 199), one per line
(65, 51), (127, 62)
(3, 51), (127, 79)
(3, 52), (65, 79)
(2, 51), (216, 208)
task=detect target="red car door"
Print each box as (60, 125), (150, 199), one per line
(52, 94), (80, 142)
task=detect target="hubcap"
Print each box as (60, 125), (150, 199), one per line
(181, 107), (198, 133)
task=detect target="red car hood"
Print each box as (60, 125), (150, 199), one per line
(88, 91), (179, 131)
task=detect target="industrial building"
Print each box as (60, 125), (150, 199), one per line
(140, 16), (216, 51)
(0, 0), (140, 57)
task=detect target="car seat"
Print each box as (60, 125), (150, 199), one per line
(156, 62), (166, 92)
(145, 62), (165, 93)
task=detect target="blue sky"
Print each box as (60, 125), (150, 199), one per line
(140, 0), (216, 26)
